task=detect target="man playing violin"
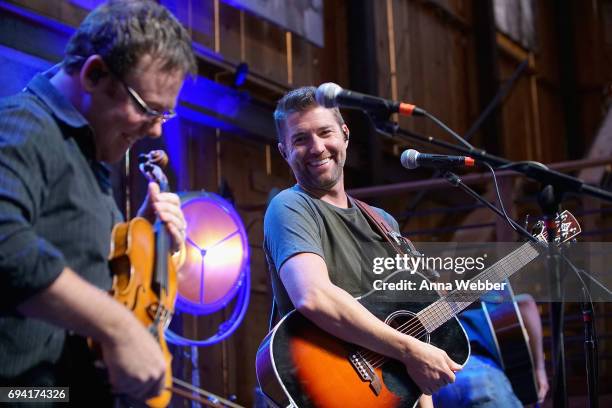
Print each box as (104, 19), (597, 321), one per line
(0, 0), (196, 404)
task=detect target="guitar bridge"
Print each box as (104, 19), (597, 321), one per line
(348, 351), (382, 395)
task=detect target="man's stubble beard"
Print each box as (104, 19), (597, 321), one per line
(298, 163), (344, 193)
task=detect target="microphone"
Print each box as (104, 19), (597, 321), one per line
(400, 149), (475, 170)
(315, 82), (424, 117)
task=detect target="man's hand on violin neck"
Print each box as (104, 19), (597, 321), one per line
(137, 182), (187, 252)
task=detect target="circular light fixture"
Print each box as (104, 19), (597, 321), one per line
(176, 192), (249, 315)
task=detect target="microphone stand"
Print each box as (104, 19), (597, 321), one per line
(367, 112), (612, 203)
(442, 171), (537, 243)
(364, 110), (612, 407)
(442, 171), (602, 408)
(582, 287), (598, 408)
(538, 185), (568, 408)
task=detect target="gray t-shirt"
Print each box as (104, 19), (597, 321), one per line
(264, 185), (400, 316)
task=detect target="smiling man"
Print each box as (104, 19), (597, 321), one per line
(0, 0), (195, 405)
(263, 87), (461, 407)
(280, 104), (348, 197)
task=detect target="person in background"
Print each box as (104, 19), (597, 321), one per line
(434, 292), (549, 407)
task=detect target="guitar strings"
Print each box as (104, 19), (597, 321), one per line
(356, 244), (538, 368)
(359, 265), (505, 366)
(362, 245), (539, 368)
(361, 325), (428, 369)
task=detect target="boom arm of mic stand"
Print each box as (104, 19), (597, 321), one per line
(442, 171), (538, 244)
(444, 170), (606, 408)
(385, 123), (612, 203)
(443, 171), (561, 402)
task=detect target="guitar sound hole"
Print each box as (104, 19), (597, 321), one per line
(386, 311), (430, 343)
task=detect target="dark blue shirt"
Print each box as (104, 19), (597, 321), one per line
(459, 306), (502, 365)
(0, 69), (122, 379)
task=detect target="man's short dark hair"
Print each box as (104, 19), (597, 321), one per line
(63, 0), (197, 78)
(274, 86), (345, 145)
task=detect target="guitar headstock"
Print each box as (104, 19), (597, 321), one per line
(533, 210), (581, 244)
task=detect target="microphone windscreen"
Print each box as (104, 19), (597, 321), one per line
(315, 82), (342, 108)
(400, 149), (419, 169)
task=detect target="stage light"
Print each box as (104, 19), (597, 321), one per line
(233, 62), (249, 88)
(176, 191), (249, 315)
(166, 191), (251, 347)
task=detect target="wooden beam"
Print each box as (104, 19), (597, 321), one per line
(472, 1), (504, 154)
(348, 157), (612, 198)
(415, 0), (471, 33)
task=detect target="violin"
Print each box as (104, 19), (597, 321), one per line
(108, 150), (177, 407)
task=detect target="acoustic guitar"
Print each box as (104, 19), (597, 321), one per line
(256, 211), (580, 408)
(480, 212), (576, 406)
(481, 283), (539, 405)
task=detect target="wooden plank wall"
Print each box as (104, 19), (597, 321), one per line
(367, 0), (482, 241)
(495, 2), (567, 164)
(3, 0), (612, 405)
(374, 0), (478, 146)
(571, 0), (612, 152)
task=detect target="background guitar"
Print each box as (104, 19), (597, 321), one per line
(482, 282), (540, 405)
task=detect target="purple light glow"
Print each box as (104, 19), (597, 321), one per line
(177, 192), (250, 315)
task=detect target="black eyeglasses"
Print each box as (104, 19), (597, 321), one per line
(120, 81), (176, 123)
(92, 57), (177, 123)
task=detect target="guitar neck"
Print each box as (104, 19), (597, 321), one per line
(417, 241), (541, 333)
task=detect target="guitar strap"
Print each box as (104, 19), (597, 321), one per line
(352, 197), (440, 282)
(268, 196), (429, 331)
(351, 197), (417, 256)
